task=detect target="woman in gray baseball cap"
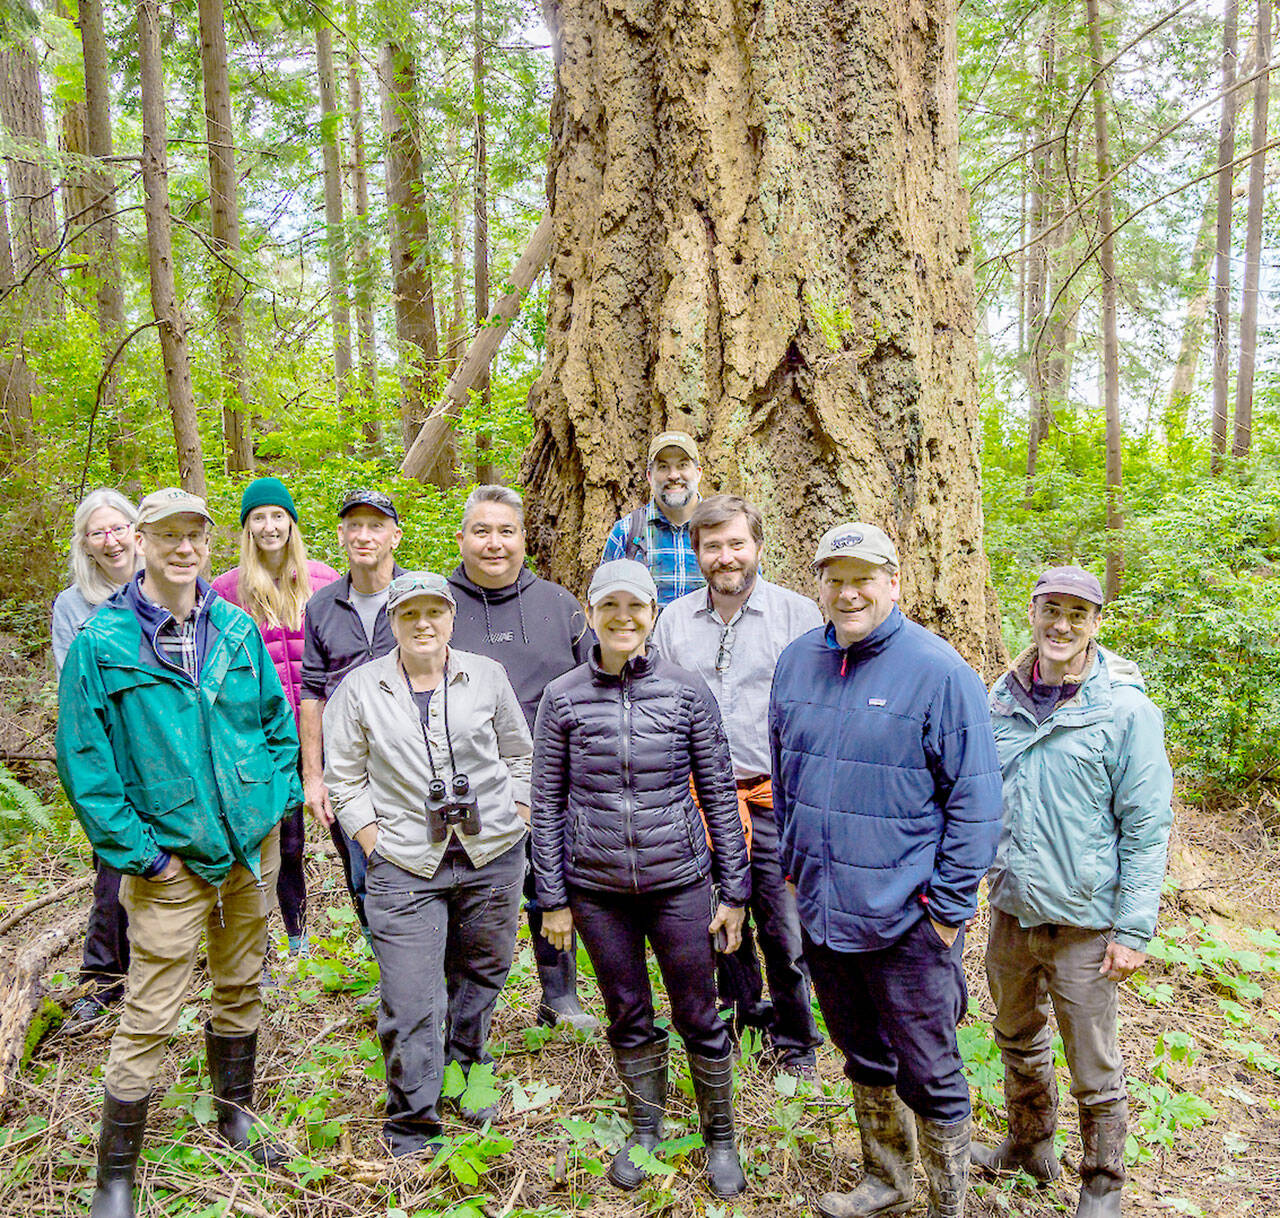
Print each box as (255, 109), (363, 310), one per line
(321, 571), (533, 1155)
(529, 559), (752, 1198)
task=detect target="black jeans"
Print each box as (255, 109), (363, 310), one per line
(328, 818), (368, 928)
(364, 839), (524, 1152)
(570, 879), (731, 1058)
(804, 917), (971, 1123)
(276, 805), (307, 939)
(80, 855), (129, 1003)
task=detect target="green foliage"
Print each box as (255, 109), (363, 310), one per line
(0, 763), (52, 849)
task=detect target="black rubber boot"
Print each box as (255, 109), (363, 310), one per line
(687, 1052), (747, 1198)
(1076, 1100), (1127, 1218)
(607, 1035), (669, 1190)
(204, 1023), (287, 1168)
(534, 939), (600, 1031)
(971, 1066), (1061, 1184)
(89, 1091), (149, 1218)
(817, 1084), (917, 1218)
(916, 1113), (970, 1218)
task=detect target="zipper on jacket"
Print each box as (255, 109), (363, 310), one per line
(620, 674), (639, 892)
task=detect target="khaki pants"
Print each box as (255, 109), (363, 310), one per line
(106, 828), (280, 1101)
(985, 908), (1125, 1109)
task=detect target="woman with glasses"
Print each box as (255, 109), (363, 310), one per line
(52, 489), (141, 1030)
(211, 478), (338, 962)
(530, 559), (751, 1198)
(323, 571), (532, 1156)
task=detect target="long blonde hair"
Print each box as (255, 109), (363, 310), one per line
(238, 519), (315, 631)
(70, 488), (139, 605)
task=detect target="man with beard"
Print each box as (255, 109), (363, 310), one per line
(603, 430), (704, 608)
(446, 485), (599, 1031)
(652, 495), (824, 1078)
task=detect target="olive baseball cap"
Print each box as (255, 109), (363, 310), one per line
(587, 559), (659, 606)
(387, 571), (456, 613)
(812, 522), (899, 571)
(136, 487), (215, 527)
(647, 430), (700, 465)
(1032, 565), (1104, 606)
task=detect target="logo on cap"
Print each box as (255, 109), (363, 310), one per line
(830, 532), (863, 551)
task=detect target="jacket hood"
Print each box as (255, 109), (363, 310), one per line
(448, 563), (537, 605)
(992, 642), (1146, 721)
(1100, 646), (1145, 690)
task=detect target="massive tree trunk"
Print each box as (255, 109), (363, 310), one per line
(1233, 0), (1270, 461)
(56, 0), (92, 291)
(197, 0), (254, 471)
(522, 0), (1002, 671)
(1085, 0), (1123, 603)
(138, 0), (207, 496)
(317, 20), (354, 411)
(1211, 0), (1239, 474)
(78, 0), (133, 474)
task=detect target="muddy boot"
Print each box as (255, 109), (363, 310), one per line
(816, 1084), (917, 1218)
(916, 1113), (970, 1218)
(687, 1052), (747, 1198)
(1077, 1100), (1127, 1218)
(534, 937), (599, 1031)
(607, 1036), (668, 1190)
(205, 1023), (287, 1168)
(971, 1066), (1061, 1184)
(89, 1091), (149, 1218)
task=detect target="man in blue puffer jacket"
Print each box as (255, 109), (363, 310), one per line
(972, 567), (1173, 1218)
(770, 522), (1002, 1218)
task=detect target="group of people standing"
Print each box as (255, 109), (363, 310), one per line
(51, 427), (1174, 1218)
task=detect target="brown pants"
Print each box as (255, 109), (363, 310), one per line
(106, 828), (281, 1101)
(985, 908), (1125, 1109)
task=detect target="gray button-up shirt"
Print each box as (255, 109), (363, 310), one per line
(652, 577), (823, 779)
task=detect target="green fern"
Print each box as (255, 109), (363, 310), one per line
(0, 762), (51, 848)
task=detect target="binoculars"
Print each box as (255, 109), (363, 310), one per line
(424, 772), (481, 842)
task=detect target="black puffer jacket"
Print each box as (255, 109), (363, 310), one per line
(531, 647), (750, 910)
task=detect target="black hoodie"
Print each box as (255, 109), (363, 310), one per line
(447, 564), (593, 730)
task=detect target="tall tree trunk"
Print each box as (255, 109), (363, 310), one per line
(56, 0), (92, 288)
(138, 0), (206, 496)
(1163, 186), (1218, 448)
(522, 0), (1002, 670)
(473, 0), (495, 483)
(317, 20), (354, 415)
(379, 39), (445, 472)
(0, 171), (32, 457)
(1233, 0), (1270, 461)
(445, 56), (466, 380)
(1024, 20), (1054, 497)
(1086, 0), (1123, 602)
(345, 0), (379, 446)
(1211, 0), (1240, 474)
(78, 0), (133, 474)
(197, 0), (254, 471)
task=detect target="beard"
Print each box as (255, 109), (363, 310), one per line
(656, 479), (697, 509)
(708, 566), (754, 596)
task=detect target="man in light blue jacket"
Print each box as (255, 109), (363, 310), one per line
(975, 566), (1173, 1218)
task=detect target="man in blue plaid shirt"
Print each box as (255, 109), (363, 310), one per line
(602, 430), (705, 608)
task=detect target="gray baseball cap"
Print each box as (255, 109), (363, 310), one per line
(587, 559), (658, 606)
(387, 571), (457, 613)
(1032, 565), (1104, 607)
(136, 487), (215, 528)
(812, 522), (899, 571)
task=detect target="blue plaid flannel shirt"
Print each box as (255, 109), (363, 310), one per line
(602, 500), (705, 608)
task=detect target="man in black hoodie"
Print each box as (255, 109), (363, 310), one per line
(447, 485), (598, 1030)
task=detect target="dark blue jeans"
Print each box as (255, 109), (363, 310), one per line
(328, 818), (368, 928)
(81, 856), (129, 1003)
(804, 916), (971, 1122)
(364, 839), (524, 1153)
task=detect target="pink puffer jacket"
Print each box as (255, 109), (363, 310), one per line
(211, 560), (340, 724)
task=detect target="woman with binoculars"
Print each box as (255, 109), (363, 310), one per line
(323, 570), (533, 1156)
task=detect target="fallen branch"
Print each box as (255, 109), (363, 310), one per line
(0, 875), (93, 937)
(0, 916), (81, 1097)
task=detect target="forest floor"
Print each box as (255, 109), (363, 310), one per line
(3, 637), (1280, 1217)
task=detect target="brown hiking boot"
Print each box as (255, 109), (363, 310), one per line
(816, 1084), (916, 1217)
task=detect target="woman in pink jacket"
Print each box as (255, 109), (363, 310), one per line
(212, 477), (339, 957)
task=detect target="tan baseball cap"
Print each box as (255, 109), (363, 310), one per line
(136, 487), (215, 528)
(812, 522), (899, 571)
(647, 430), (700, 465)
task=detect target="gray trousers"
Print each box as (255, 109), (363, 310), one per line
(985, 908), (1126, 1109)
(364, 839), (524, 1151)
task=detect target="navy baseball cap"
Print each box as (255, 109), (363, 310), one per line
(338, 488), (399, 523)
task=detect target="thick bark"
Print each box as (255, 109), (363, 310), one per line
(317, 21), (354, 411)
(379, 40), (444, 472)
(1211, 0), (1239, 474)
(0, 917), (80, 1098)
(1163, 186), (1217, 447)
(139, 0), (206, 496)
(56, 0), (92, 280)
(78, 0), (133, 473)
(1086, 0), (1123, 603)
(1233, 0), (1270, 461)
(197, 0), (254, 471)
(522, 0), (1002, 671)
(345, 0), (379, 445)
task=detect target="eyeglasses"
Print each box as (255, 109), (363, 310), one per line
(1034, 602), (1097, 630)
(87, 524), (132, 545)
(716, 622), (736, 672)
(142, 526), (210, 550)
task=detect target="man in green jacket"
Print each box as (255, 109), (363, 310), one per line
(56, 487), (302, 1218)
(973, 567), (1174, 1218)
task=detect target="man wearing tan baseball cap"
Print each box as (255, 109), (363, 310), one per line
(602, 429), (705, 608)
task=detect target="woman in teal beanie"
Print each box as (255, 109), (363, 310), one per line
(212, 477), (338, 961)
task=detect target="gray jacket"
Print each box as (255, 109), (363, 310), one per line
(323, 647), (533, 877)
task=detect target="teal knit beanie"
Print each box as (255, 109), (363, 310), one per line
(240, 477), (298, 525)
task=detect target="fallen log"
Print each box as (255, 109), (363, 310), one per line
(0, 915), (81, 1097)
(0, 874), (94, 937)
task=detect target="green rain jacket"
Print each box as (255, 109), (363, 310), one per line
(55, 588), (302, 885)
(987, 644), (1174, 950)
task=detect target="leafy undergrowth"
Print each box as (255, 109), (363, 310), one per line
(3, 800), (1280, 1216)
